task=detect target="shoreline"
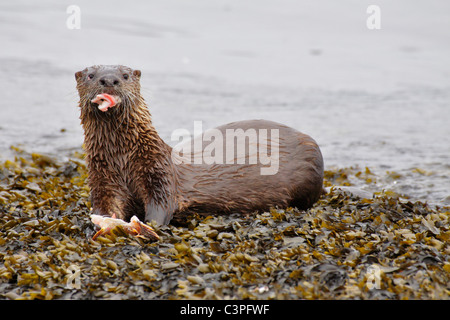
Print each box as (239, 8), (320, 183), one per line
(1, 148), (448, 300)
(1, 144), (448, 207)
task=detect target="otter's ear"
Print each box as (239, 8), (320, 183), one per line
(75, 70), (83, 81)
(133, 70), (141, 78)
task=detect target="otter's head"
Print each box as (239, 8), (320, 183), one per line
(75, 65), (142, 114)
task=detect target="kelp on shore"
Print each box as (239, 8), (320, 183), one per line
(0, 147), (449, 300)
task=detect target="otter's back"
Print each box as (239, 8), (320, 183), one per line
(174, 119), (324, 214)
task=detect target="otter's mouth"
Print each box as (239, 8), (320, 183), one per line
(91, 93), (121, 112)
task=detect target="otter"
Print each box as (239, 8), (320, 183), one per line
(75, 65), (324, 225)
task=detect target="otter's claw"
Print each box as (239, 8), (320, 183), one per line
(90, 215), (159, 241)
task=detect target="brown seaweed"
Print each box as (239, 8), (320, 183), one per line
(0, 147), (449, 299)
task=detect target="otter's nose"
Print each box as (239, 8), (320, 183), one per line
(98, 75), (121, 87)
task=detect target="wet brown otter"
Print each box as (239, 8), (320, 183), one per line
(75, 65), (324, 225)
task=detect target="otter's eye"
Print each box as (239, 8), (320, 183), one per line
(88, 74), (95, 80)
(123, 74), (129, 80)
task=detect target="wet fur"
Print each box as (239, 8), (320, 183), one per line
(76, 65), (180, 224)
(76, 65), (324, 225)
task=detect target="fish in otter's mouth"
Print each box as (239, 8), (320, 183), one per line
(91, 93), (121, 112)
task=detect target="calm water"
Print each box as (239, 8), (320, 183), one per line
(0, 0), (449, 205)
